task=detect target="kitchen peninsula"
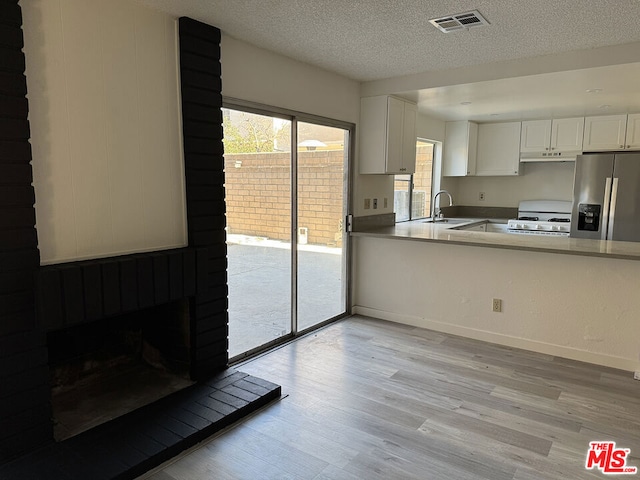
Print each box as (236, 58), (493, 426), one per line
(352, 217), (640, 374)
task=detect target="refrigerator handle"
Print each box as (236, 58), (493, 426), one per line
(601, 177), (612, 241)
(607, 178), (619, 241)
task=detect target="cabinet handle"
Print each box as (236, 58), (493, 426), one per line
(627, 145), (630, 149)
(620, 145), (624, 148)
(545, 147), (549, 151)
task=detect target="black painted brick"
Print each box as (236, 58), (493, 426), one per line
(179, 17), (221, 44)
(0, 23), (22, 48)
(59, 266), (84, 327)
(136, 256), (155, 308)
(182, 102), (222, 124)
(152, 254), (169, 304)
(0, 139), (31, 162)
(181, 87), (222, 109)
(168, 251), (183, 300)
(0, 71), (26, 96)
(184, 150), (223, 169)
(0, 185), (34, 205)
(180, 69), (221, 92)
(0, 2), (21, 27)
(101, 260), (121, 316)
(179, 34), (220, 59)
(82, 263), (103, 321)
(119, 258), (138, 312)
(0, 163), (32, 184)
(0, 117), (29, 139)
(37, 267), (63, 330)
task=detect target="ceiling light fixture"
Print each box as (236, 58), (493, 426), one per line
(599, 104), (611, 109)
(586, 88), (603, 94)
(460, 101), (472, 105)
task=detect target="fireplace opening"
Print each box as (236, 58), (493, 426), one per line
(47, 299), (194, 441)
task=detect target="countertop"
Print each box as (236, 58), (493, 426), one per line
(351, 218), (640, 261)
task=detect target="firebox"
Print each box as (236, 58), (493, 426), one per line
(47, 299), (193, 441)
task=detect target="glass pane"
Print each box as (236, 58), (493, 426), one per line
(223, 108), (292, 357)
(394, 178), (411, 222)
(413, 140), (434, 219)
(297, 122), (347, 331)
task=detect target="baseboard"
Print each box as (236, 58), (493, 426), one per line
(352, 306), (639, 373)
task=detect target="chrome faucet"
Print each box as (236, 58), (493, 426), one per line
(432, 190), (453, 221)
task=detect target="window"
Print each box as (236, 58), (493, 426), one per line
(394, 139), (434, 222)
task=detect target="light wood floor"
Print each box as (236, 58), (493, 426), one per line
(139, 316), (640, 479)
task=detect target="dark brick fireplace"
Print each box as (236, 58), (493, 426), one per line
(0, 5), (280, 477)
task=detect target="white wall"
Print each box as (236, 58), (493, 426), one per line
(354, 236), (640, 372)
(221, 35), (360, 125)
(22, 0), (186, 265)
(455, 161), (576, 207)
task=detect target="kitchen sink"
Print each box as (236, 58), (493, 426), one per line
(450, 220), (509, 233)
(422, 218), (474, 225)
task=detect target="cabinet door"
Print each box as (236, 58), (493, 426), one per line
(385, 97), (405, 173)
(625, 114), (640, 150)
(583, 115), (627, 151)
(359, 96), (388, 174)
(551, 117), (584, 152)
(476, 122), (521, 176)
(520, 120), (551, 153)
(401, 102), (417, 173)
(443, 121), (477, 176)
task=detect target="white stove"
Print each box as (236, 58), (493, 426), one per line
(507, 200), (572, 236)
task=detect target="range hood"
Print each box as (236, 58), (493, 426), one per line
(520, 151), (580, 162)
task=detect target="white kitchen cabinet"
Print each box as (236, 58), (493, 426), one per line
(443, 120), (478, 176)
(521, 117), (584, 157)
(359, 95), (417, 174)
(583, 115), (628, 151)
(624, 114), (640, 150)
(520, 120), (551, 153)
(476, 122), (521, 176)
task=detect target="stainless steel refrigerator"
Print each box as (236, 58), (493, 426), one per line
(570, 152), (640, 241)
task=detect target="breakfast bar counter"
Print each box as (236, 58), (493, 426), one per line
(352, 218), (640, 261)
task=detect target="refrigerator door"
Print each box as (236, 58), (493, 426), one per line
(609, 153), (640, 241)
(570, 154), (614, 240)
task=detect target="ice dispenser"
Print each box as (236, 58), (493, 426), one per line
(577, 204), (601, 232)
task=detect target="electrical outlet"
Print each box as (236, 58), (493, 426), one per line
(479, 192), (485, 201)
(373, 198), (378, 209)
(492, 298), (502, 312)
(384, 197), (388, 208)
(364, 198), (371, 210)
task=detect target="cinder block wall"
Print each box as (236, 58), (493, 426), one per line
(225, 150), (344, 247)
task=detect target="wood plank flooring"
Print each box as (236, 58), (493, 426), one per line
(139, 316), (640, 480)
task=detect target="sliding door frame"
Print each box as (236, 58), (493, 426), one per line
(223, 98), (354, 362)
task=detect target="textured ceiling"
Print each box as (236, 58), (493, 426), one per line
(138, 0), (640, 82)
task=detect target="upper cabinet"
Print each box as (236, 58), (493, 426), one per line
(476, 122), (521, 176)
(443, 120), (478, 176)
(520, 117), (584, 161)
(582, 113), (640, 151)
(359, 95), (417, 174)
(626, 114), (640, 150)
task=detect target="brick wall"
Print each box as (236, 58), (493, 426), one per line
(225, 150), (345, 247)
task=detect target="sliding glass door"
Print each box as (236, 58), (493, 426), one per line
(296, 122), (348, 331)
(223, 105), (351, 359)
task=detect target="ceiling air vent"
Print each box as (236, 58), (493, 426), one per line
(429, 10), (489, 33)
